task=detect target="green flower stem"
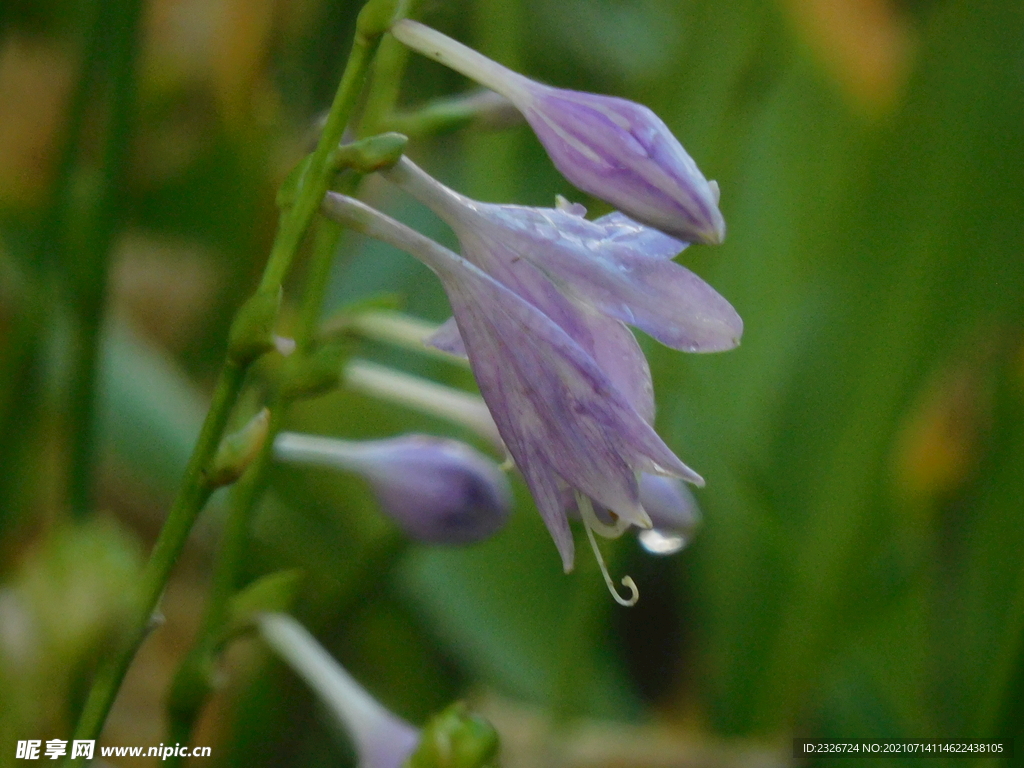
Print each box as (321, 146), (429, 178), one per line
(164, 204), (357, 764)
(359, 34), (411, 137)
(163, 3), (418, 743)
(66, 0), (396, 755)
(258, 8), (389, 294)
(164, 405), (286, 764)
(68, 358), (244, 758)
(66, 0), (145, 517)
(297, 218), (348, 349)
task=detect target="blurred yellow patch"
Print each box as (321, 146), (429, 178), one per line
(780, 0), (915, 116)
(111, 230), (222, 352)
(894, 365), (989, 500)
(0, 36), (74, 207)
(141, 0), (278, 129)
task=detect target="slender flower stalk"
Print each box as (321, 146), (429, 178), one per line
(274, 433), (512, 544)
(322, 193), (700, 578)
(390, 19), (725, 244)
(342, 310), (471, 366)
(344, 359), (501, 448)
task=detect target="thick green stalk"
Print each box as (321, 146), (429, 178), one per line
(65, 0), (145, 517)
(65, 2), (396, 756)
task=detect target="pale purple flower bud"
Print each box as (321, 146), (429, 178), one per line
(274, 433), (512, 544)
(322, 193), (702, 575)
(259, 613), (419, 768)
(390, 19), (726, 244)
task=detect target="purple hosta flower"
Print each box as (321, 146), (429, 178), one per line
(384, 158), (742, 370)
(274, 433), (511, 544)
(259, 613), (419, 768)
(322, 194), (701, 603)
(390, 19), (725, 244)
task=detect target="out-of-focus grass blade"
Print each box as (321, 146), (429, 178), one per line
(98, 320), (205, 496)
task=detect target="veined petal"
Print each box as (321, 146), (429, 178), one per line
(385, 158), (741, 355)
(459, 229), (657, 422)
(427, 305), (654, 425)
(517, 443), (577, 572)
(466, 203), (742, 352)
(439, 247), (704, 513)
(385, 158), (655, 419)
(592, 211), (688, 260)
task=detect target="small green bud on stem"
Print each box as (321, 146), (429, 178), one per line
(274, 343), (347, 401)
(331, 132), (408, 173)
(206, 408), (271, 488)
(228, 289), (281, 365)
(356, 0), (403, 43)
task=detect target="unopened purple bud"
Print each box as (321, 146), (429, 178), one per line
(518, 88), (725, 245)
(274, 433), (512, 544)
(390, 20), (725, 244)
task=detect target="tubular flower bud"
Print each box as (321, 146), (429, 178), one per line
(274, 433), (512, 544)
(260, 614), (499, 768)
(258, 613), (419, 768)
(390, 19), (725, 244)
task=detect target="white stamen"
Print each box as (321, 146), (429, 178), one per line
(577, 493), (631, 539)
(577, 492), (639, 607)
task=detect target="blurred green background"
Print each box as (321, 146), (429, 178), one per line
(1, 0), (1022, 766)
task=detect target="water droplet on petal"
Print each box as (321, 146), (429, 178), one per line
(638, 528), (688, 555)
